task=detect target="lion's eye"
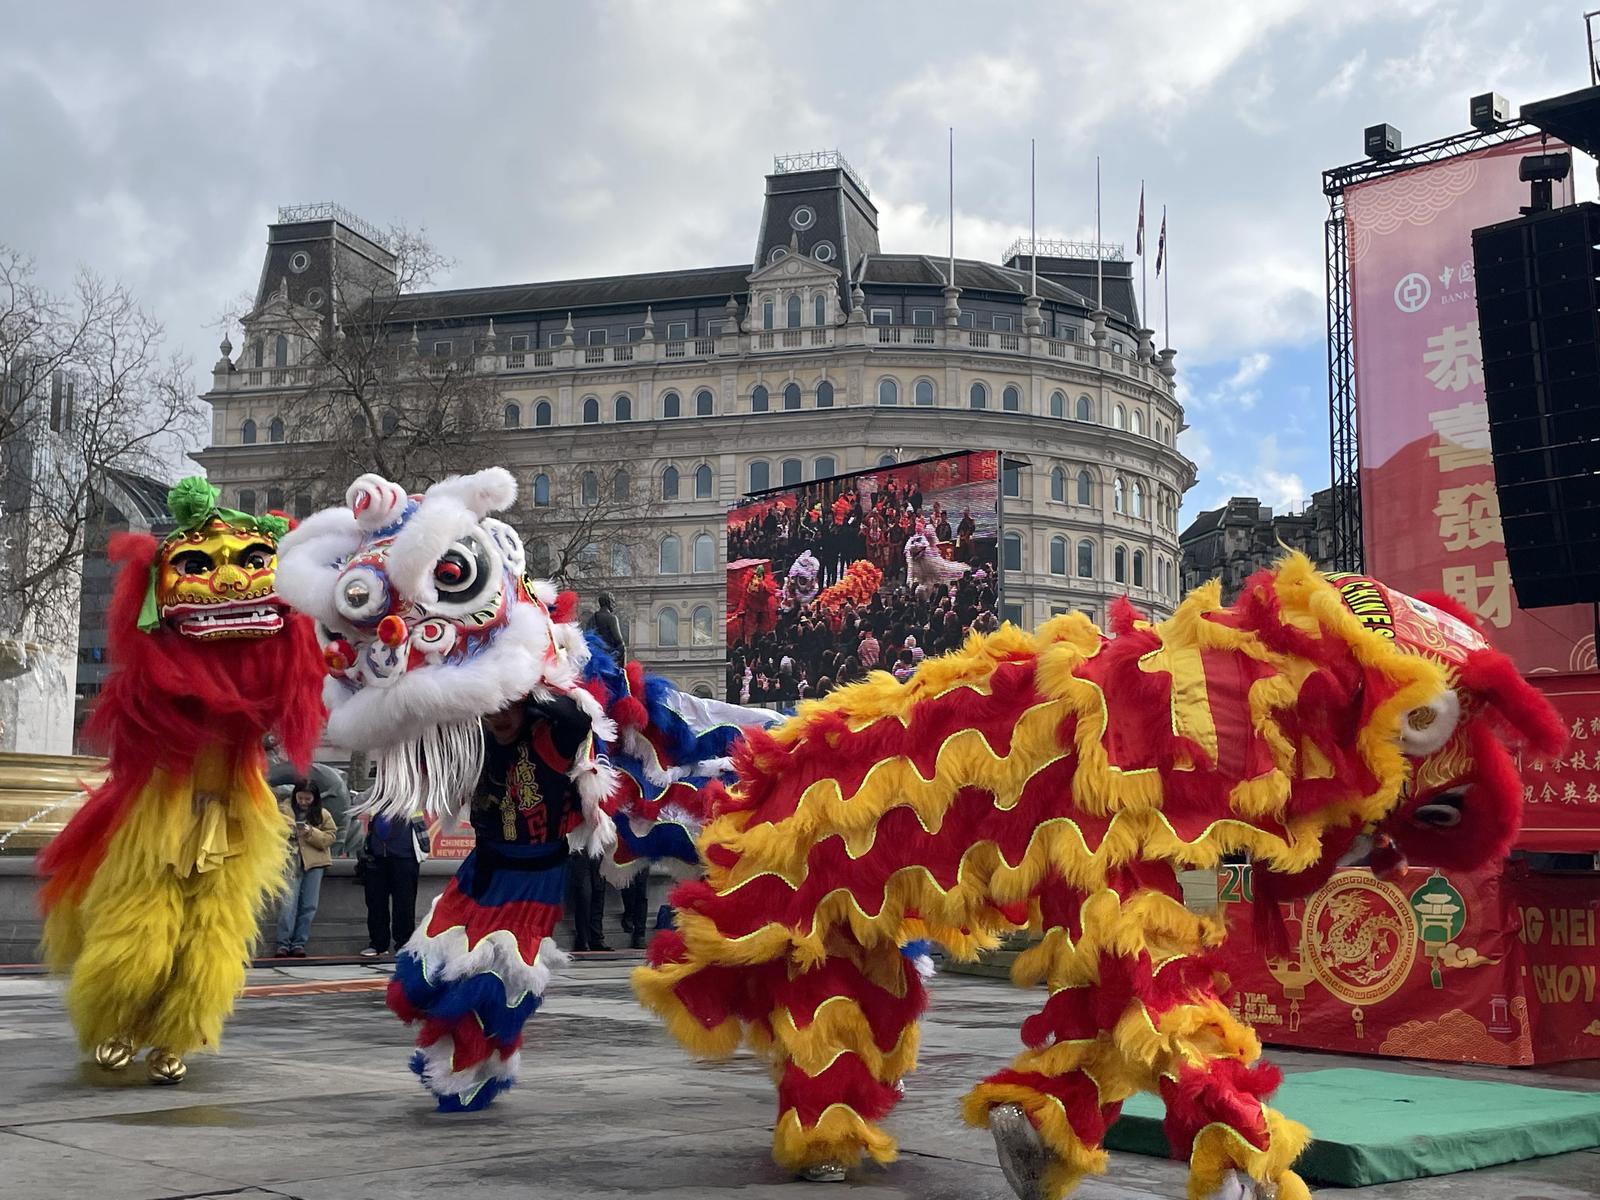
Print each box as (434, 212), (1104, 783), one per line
(241, 543), (274, 570)
(173, 551), (213, 576)
(432, 536), (491, 604)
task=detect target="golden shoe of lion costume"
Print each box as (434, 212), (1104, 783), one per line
(635, 556), (1563, 1200)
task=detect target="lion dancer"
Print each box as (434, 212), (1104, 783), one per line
(37, 478), (323, 1084)
(277, 468), (619, 1111)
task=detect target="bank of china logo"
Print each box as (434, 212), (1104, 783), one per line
(1394, 272), (1432, 313)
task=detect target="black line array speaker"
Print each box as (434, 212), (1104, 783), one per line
(1472, 201), (1600, 609)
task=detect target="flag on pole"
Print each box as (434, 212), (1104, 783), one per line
(1136, 186), (1145, 256)
(1155, 210), (1167, 274)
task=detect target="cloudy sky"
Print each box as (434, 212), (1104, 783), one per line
(4, 0), (1592, 524)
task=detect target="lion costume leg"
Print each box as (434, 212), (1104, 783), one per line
(767, 936), (929, 1175)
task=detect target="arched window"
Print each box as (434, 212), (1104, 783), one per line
(1050, 466), (1066, 502)
(1050, 536), (1067, 575)
(1077, 539), (1094, 578)
(762, 299), (775, 330)
(294, 493), (311, 520)
(1114, 404), (1126, 430)
(238, 488), (257, 514)
(659, 535), (682, 574)
(533, 473), (551, 506)
(613, 470), (630, 502)
(1076, 470), (1093, 505)
(1002, 459), (1021, 498)
(692, 605), (715, 645)
(529, 540), (551, 575)
(662, 390), (681, 418)
(695, 388), (714, 416)
(662, 466), (680, 500)
(781, 458), (802, 486)
(1114, 545), (1128, 584)
(381, 409), (399, 435)
(535, 400), (552, 427)
(1132, 409), (1145, 437)
(878, 453), (898, 467)
(657, 608), (680, 646)
(504, 403), (520, 428)
(751, 385), (769, 413)
(611, 545), (631, 577)
(251, 340), (263, 369)
(266, 487), (284, 513)
(877, 378), (898, 406)
(1133, 550), (1146, 588)
(749, 460), (770, 492)
(241, 418), (257, 445)
(915, 379), (935, 407)
(816, 380), (834, 408)
(578, 471), (600, 506)
(693, 682), (715, 699)
(814, 294), (827, 326)
(1131, 481), (1145, 519)
(692, 533), (714, 573)
(352, 411), (369, 437)
(787, 294), (802, 328)
(1076, 394), (1093, 421)
(1002, 531), (1023, 571)
(1050, 390), (1065, 418)
(615, 394), (632, 422)
(1114, 477), (1126, 514)
(268, 417), (285, 443)
(1002, 384), (1021, 412)
(694, 464), (713, 498)
(815, 455), (836, 478)
(784, 382), (801, 410)
(273, 335), (288, 368)
(583, 396), (600, 423)
(969, 381), (988, 409)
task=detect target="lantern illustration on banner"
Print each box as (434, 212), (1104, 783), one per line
(1410, 871), (1468, 989)
(1264, 899), (1315, 1032)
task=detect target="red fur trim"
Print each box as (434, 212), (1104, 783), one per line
(1457, 647), (1567, 758)
(552, 590), (579, 624)
(38, 532), (325, 910)
(779, 1054), (903, 1125)
(1387, 723), (1523, 872)
(624, 660), (646, 697)
(980, 1068), (1121, 1147)
(610, 695), (649, 731)
(1159, 1059), (1279, 1157)
(1108, 595), (1142, 636)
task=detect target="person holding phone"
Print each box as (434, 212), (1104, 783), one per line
(275, 780), (338, 957)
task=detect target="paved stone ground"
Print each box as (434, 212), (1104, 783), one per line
(1, 959), (1596, 1200)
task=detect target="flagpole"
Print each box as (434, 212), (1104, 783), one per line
(1139, 180), (1147, 329)
(1163, 204), (1170, 349)
(1095, 156), (1103, 312)
(1030, 138), (1037, 296)
(948, 127), (955, 289)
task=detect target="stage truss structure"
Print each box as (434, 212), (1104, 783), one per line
(1322, 121), (1533, 572)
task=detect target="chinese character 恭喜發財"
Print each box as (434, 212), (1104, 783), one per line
(1428, 401), (1493, 471)
(1435, 482), (1504, 551)
(1442, 560), (1513, 629)
(1424, 323), (1484, 393)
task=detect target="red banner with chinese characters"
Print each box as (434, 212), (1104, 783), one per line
(1519, 674), (1600, 851)
(1217, 862), (1600, 1065)
(1346, 137), (1590, 674)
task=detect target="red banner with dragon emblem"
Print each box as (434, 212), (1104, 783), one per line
(1218, 861), (1600, 1065)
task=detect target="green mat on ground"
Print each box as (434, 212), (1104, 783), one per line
(1103, 1067), (1600, 1186)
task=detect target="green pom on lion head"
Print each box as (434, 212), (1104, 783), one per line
(167, 476), (221, 530)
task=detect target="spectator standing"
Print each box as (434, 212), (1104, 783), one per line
(275, 781), (338, 957)
(361, 811), (429, 957)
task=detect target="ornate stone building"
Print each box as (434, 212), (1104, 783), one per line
(1179, 488), (1343, 603)
(196, 153), (1194, 694)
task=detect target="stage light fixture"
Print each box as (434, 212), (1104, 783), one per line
(1471, 92), (1511, 129)
(1365, 123), (1402, 160)
(1520, 151), (1573, 214)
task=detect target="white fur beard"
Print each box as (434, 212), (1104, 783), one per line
(360, 718), (485, 823)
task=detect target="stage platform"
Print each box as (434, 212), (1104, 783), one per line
(1105, 1067), (1600, 1186)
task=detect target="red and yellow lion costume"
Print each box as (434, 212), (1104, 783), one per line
(38, 478), (323, 1083)
(635, 556), (1563, 1200)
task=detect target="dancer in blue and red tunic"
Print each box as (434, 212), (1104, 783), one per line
(388, 693), (598, 1110)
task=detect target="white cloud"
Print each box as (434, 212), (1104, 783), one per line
(887, 53), (1042, 125)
